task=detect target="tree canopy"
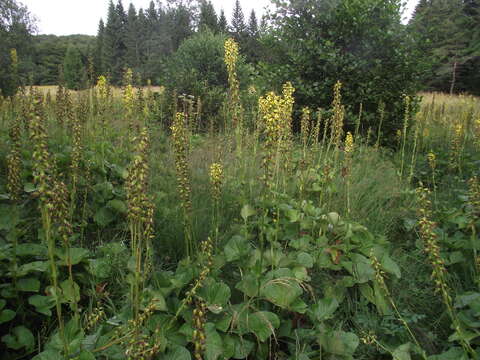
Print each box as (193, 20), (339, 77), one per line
(0, 0), (36, 96)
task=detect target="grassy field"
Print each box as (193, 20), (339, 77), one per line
(0, 78), (479, 359)
(31, 84), (165, 96)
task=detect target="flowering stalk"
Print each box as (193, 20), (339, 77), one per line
(400, 96), (410, 178)
(171, 112), (194, 257)
(416, 187), (475, 357)
(370, 250), (427, 359)
(209, 163), (223, 247)
(125, 126), (155, 328)
(344, 132), (354, 215)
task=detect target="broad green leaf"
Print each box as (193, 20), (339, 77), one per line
(144, 290), (167, 312)
(28, 295), (56, 316)
(350, 254), (375, 283)
(374, 281), (391, 315)
(58, 247), (90, 266)
(240, 204), (256, 221)
(224, 236), (252, 262)
(286, 208), (300, 222)
(17, 261), (48, 276)
(94, 207), (115, 227)
(205, 323), (223, 360)
(1, 326), (35, 351)
(261, 269), (303, 309)
(236, 273), (259, 297)
(427, 347), (469, 360)
(0, 300), (5, 310)
(107, 199), (128, 214)
(0, 309), (16, 324)
(24, 182), (37, 193)
(318, 331), (359, 357)
(310, 297), (339, 322)
(297, 252), (314, 268)
(223, 334), (254, 359)
(248, 311), (280, 342)
(16, 244), (47, 257)
(327, 212), (340, 225)
(164, 346), (191, 360)
(31, 349), (63, 360)
(199, 280), (230, 313)
(77, 351), (96, 360)
(393, 343), (411, 360)
(60, 280), (80, 303)
(448, 251), (465, 265)
(17, 277), (41, 292)
(381, 254), (401, 279)
(455, 292), (480, 309)
(359, 283), (375, 304)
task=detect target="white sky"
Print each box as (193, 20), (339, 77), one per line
(21, 0), (420, 36)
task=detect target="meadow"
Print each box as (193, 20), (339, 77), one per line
(0, 40), (479, 360)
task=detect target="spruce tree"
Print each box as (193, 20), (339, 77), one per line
(103, 0), (127, 84)
(125, 3), (139, 70)
(410, 0), (470, 92)
(218, 9), (229, 33)
(231, 0), (246, 41)
(93, 19), (105, 78)
(199, 0), (218, 32)
(245, 9), (260, 62)
(64, 44), (85, 90)
(247, 9), (258, 38)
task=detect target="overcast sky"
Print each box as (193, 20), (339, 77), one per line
(21, 0), (420, 36)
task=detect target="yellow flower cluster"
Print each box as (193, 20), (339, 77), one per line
(416, 188), (451, 304)
(10, 48), (18, 70)
(449, 123), (463, 170)
(427, 152), (436, 170)
(192, 300), (207, 360)
(84, 305), (105, 331)
(96, 75), (109, 101)
(123, 68), (135, 122)
(344, 132), (354, 154)
(6, 115), (22, 201)
(301, 107), (311, 147)
(224, 38), (241, 127)
(474, 118), (480, 149)
(209, 162), (224, 202)
(171, 112), (192, 215)
(224, 38), (239, 81)
(258, 82), (296, 189)
(331, 81), (344, 147)
(468, 176), (480, 217)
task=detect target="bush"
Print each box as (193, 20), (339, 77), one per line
(260, 0), (425, 139)
(163, 29), (252, 128)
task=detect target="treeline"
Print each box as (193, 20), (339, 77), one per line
(22, 0), (262, 90)
(410, 0), (480, 94)
(6, 0), (480, 136)
(33, 35), (96, 86)
(61, 0), (262, 88)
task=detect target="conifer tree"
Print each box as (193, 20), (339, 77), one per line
(247, 9), (258, 38)
(199, 0), (218, 32)
(231, 0), (246, 41)
(245, 9), (260, 62)
(93, 19), (105, 77)
(125, 3), (140, 69)
(64, 44), (85, 90)
(218, 9), (229, 33)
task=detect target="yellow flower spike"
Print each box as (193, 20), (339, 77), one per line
(345, 132), (354, 154)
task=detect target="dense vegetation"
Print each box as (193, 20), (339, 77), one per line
(0, 0), (480, 359)
(410, 0), (480, 94)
